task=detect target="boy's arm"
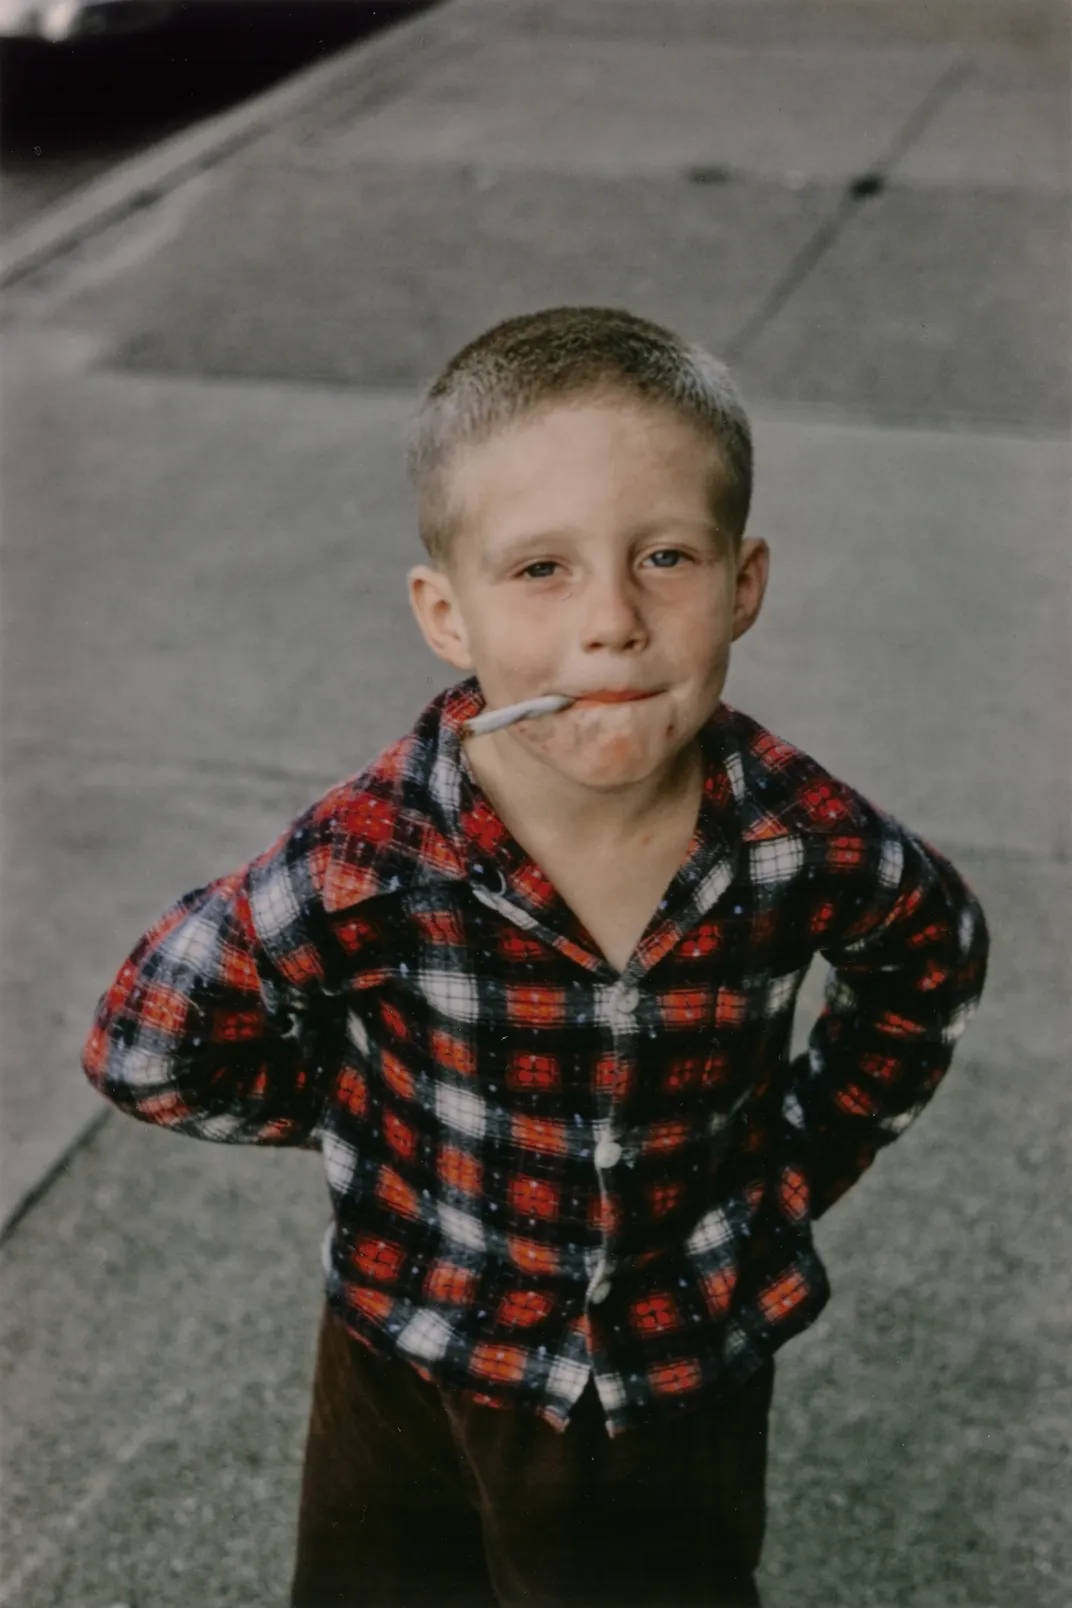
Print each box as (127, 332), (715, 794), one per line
(82, 804), (342, 1149)
(785, 816), (990, 1218)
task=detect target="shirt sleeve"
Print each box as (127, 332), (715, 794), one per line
(81, 802), (344, 1150)
(785, 814), (990, 1217)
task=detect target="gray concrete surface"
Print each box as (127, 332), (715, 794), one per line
(1, 0), (1069, 1603)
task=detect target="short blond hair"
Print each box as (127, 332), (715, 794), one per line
(407, 306), (753, 567)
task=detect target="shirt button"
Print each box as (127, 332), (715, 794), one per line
(614, 984), (640, 1013)
(594, 1137), (623, 1169)
(590, 1277), (613, 1305)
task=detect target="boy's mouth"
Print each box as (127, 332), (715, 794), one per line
(568, 689), (661, 705)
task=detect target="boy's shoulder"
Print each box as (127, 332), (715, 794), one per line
(261, 685), (473, 914)
(720, 704), (883, 844)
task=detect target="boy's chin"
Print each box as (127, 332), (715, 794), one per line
(524, 736), (680, 792)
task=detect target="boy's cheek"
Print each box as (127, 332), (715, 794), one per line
(475, 626), (565, 698)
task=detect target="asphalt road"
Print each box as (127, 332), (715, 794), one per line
(0, 1), (435, 233)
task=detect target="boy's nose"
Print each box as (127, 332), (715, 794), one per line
(579, 575), (647, 653)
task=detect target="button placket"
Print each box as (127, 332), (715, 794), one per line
(587, 980), (644, 1313)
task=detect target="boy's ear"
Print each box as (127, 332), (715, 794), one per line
(407, 563), (475, 671)
(731, 536), (770, 642)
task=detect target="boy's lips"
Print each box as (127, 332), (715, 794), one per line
(568, 689), (661, 705)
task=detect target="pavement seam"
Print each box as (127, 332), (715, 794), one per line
(0, 1107), (111, 1244)
(726, 54), (973, 365)
(0, 1), (468, 289)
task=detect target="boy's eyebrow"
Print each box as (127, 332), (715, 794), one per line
(479, 528), (581, 571)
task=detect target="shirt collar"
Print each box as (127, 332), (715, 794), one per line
(424, 677), (747, 973)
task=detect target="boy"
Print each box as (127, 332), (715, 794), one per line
(83, 306), (989, 1608)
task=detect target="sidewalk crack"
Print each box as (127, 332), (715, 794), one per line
(727, 56), (973, 365)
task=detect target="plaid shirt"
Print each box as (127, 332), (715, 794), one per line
(84, 681), (988, 1436)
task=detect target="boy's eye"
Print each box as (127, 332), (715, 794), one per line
(519, 560), (560, 580)
(645, 549), (688, 569)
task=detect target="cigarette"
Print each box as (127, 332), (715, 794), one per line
(462, 694), (574, 737)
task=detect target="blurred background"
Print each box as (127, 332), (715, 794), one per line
(1, 2), (1069, 1604)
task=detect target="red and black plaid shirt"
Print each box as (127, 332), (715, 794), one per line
(83, 681), (988, 1436)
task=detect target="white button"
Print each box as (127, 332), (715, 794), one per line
(615, 984), (640, 1013)
(594, 1137), (622, 1169)
(589, 1277), (612, 1305)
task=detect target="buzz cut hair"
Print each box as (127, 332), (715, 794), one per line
(406, 306), (753, 568)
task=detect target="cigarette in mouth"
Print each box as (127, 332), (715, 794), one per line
(462, 694), (574, 737)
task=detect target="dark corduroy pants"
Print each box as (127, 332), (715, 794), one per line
(290, 1304), (773, 1608)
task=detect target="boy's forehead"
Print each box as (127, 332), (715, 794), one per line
(449, 393), (725, 497)
(443, 395), (729, 555)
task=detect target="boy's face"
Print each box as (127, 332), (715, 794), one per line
(408, 394), (769, 794)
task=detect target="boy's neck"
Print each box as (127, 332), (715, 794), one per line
(462, 729), (706, 860)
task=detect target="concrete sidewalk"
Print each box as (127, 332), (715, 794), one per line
(1, 1), (1069, 1603)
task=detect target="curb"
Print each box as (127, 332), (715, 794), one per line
(0, 0), (470, 287)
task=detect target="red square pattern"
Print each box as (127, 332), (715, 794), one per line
(643, 1120), (691, 1154)
(497, 1290), (555, 1328)
(594, 1054), (622, 1096)
(425, 1261), (477, 1304)
(431, 1029), (476, 1078)
(647, 1181), (684, 1218)
(877, 1010), (924, 1039)
(859, 1052), (900, 1081)
(508, 1174), (560, 1221)
(715, 989), (749, 1028)
(826, 836), (866, 872)
(382, 1051), (415, 1101)
(833, 1083), (875, 1117)
(682, 922), (722, 957)
(347, 795), (398, 845)
(211, 1008), (262, 1044)
(278, 942), (323, 987)
(379, 1000), (410, 1041)
(630, 1293), (681, 1334)
(757, 1267), (809, 1324)
(384, 1111), (417, 1161)
(506, 987), (568, 1028)
(498, 928), (546, 962)
(512, 1114), (569, 1156)
(469, 1343), (528, 1385)
(415, 909), (464, 946)
(337, 1065), (368, 1118)
(218, 941), (258, 990)
(660, 988), (713, 1028)
(138, 983), (189, 1036)
(349, 1288), (394, 1324)
(376, 1164), (421, 1221)
(778, 1165), (809, 1223)
(649, 1358), (702, 1395)
(352, 1236), (406, 1284)
(506, 1052), (561, 1091)
(800, 783), (855, 828)
(662, 1056), (703, 1093)
(701, 1266), (737, 1318)
(439, 1145), (482, 1195)
(507, 1236), (559, 1275)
